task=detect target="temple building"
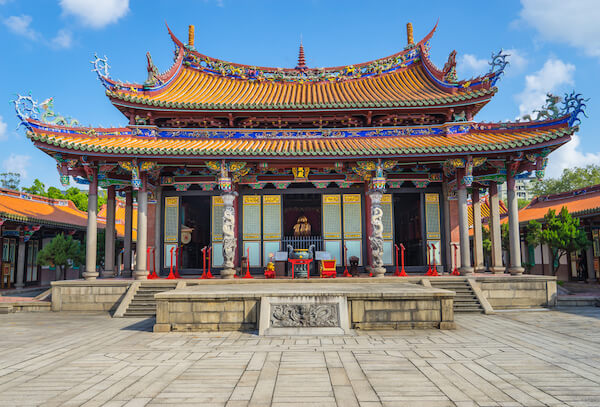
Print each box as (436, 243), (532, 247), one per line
(14, 23), (585, 279)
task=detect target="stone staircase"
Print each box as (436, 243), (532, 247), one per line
(429, 279), (485, 313)
(123, 283), (178, 318)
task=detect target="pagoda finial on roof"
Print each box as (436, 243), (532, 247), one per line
(188, 25), (195, 49)
(296, 39), (307, 70)
(407, 22), (414, 46)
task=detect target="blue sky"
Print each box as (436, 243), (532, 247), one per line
(1, 0), (599, 189)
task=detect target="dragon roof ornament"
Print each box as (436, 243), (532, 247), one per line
(13, 94), (79, 130)
(520, 92), (588, 128)
(488, 49), (510, 86)
(91, 53), (112, 89)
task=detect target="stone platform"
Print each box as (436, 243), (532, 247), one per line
(153, 281), (455, 333)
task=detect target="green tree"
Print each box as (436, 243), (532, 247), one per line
(65, 187), (88, 211)
(37, 233), (85, 280)
(22, 179), (46, 196)
(46, 186), (65, 200)
(0, 172), (21, 189)
(518, 198), (530, 210)
(531, 164), (600, 196)
(537, 207), (590, 275)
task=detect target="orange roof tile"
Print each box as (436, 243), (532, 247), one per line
(514, 185), (600, 224)
(0, 189), (90, 230)
(27, 124), (573, 158)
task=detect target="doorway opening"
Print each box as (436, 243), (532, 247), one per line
(393, 193), (424, 266)
(282, 193), (322, 251)
(179, 196), (211, 270)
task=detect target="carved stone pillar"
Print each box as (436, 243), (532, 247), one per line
(83, 167), (99, 280)
(102, 186), (116, 278)
(472, 187), (484, 272)
(507, 172), (524, 275)
(368, 189), (386, 277)
(221, 190), (238, 279)
(133, 174), (148, 280)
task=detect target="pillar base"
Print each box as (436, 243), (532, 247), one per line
(490, 266), (506, 274)
(101, 269), (116, 278)
(82, 271), (99, 281)
(221, 268), (236, 279)
(459, 266), (474, 276)
(14, 283), (24, 289)
(509, 266), (525, 276)
(371, 267), (386, 278)
(473, 265), (486, 273)
(133, 270), (148, 280)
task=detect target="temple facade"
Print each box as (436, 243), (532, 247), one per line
(15, 23), (585, 279)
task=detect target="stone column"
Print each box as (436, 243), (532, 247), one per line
(586, 245), (597, 282)
(102, 186), (116, 278)
(442, 181), (452, 274)
(506, 172), (524, 275)
(472, 187), (484, 272)
(123, 189), (133, 277)
(133, 174), (148, 280)
(15, 236), (25, 288)
(83, 168), (99, 280)
(221, 191), (238, 279)
(368, 189), (386, 277)
(457, 171), (473, 275)
(488, 182), (504, 273)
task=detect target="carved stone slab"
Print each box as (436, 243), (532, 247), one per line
(270, 303), (339, 328)
(259, 295), (350, 336)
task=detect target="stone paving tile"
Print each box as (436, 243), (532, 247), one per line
(3, 308), (600, 406)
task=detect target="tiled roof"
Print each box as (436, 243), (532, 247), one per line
(104, 24), (498, 111)
(108, 64), (496, 111)
(0, 189), (90, 229)
(27, 124), (573, 158)
(515, 184), (600, 224)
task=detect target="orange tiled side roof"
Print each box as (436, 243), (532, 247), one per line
(108, 64), (494, 110)
(514, 185), (600, 224)
(0, 189), (91, 230)
(28, 125), (573, 157)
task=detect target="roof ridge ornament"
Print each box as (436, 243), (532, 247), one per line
(520, 91), (588, 127)
(13, 94), (80, 129)
(91, 53), (111, 89)
(488, 49), (509, 86)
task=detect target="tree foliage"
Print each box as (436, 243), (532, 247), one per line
(0, 172), (21, 189)
(525, 207), (590, 275)
(530, 165), (600, 196)
(21, 179), (106, 212)
(37, 233), (85, 280)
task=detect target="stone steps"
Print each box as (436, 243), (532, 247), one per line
(429, 279), (484, 313)
(122, 283), (177, 318)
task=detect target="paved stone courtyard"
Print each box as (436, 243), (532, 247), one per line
(1, 309), (600, 406)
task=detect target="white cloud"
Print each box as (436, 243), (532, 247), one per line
(520, 0), (600, 59)
(51, 29), (72, 49)
(0, 116), (6, 142)
(504, 48), (528, 71)
(458, 54), (488, 77)
(516, 58), (575, 116)
(59, 0), (129, 29)
(546, 134), (600, 178)
(3, 15), (38, 40)
(458, 49), (527, 78)
(3, 154), (31, 179)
